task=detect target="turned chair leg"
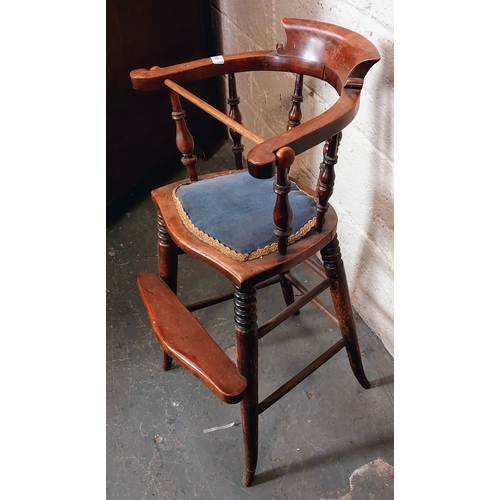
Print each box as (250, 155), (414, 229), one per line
(321, 235), (371, 389)
(157, 211), (179, 371)
(234, 285), (259, 487)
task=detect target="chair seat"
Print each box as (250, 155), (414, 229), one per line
(172, 169), (317, 261)
(151, 170), (338, 288)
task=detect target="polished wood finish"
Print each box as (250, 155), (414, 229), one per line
(273, 147), (295, 254)
(228, 73), (245, 169)
(321, 236), (370, 389)
(131, 50), (326, 91)
(156, 211), (177, 371)
(277, 76), (304, 306)
(278, 272), (297, 311)
(186, 275), (281, 312)
(258, 337), (346, 414)
(157, 211), (178, 292)
(165, 79), (264, 146)
(137, 272), (247, 403)
(170, 90), (198, 181)
(132, 18), (380, 487)
(284, 270), (339, 326)
(234, 286), (259, 487)
(131, 18), (380, 179)
(316, 133), (341, 231)
(258, 278), (330, 339)
(287, 74), (304, 130)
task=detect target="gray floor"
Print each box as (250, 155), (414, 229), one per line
(106, 142), (394, 499)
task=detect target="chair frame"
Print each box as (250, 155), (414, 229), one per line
(131, 18), (380, 487)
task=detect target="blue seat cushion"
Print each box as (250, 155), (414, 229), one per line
(172, 170), (317, 261)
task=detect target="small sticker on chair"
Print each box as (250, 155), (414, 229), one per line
(211, 55), (224, 64)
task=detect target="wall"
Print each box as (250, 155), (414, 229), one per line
(209, 0), (394, 355)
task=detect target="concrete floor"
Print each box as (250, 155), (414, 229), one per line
(106, 142), (394, 499)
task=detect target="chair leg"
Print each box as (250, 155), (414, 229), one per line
(279, 273), (300, 315)
(234, 285), (259, 487)
(320, 235), (370, 389)
(162, 352), (173, 371)
(157, 211), (178, 371)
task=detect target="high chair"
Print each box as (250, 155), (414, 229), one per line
(130, 18), (380, 486)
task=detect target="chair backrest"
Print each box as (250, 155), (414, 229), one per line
(130, 18), (380, 253)
(246, 18), (380, 171)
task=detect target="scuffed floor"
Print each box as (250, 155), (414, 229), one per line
(106, 141), (394, 499)
(334, 458), (394, 500)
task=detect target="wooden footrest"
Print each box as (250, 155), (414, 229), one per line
(137, 272), (247, 404)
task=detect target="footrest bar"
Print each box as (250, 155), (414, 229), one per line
(186, 275), (281, 312)
(304, 255), (327, 278)
(258, 337), (346, 414)
(284, 273), (339, 326)
(258, 278), (330, 339)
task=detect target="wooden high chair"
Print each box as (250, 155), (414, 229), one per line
(130, 18), (380, 486)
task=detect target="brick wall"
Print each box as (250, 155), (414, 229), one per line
(209, 0), (394, 355)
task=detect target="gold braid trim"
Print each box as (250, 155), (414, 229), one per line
(172, 184), (316, 262)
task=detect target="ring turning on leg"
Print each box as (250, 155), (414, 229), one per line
(321, 236), (371, 389)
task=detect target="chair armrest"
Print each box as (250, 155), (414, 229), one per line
(130, 51), (325, 91)
(131, 53), (362, 179)
(246, 89), (361, 179)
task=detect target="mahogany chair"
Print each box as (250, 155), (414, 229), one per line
(130, 18), (380, 487)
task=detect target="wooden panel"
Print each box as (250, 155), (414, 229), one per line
(106, 0), (225, 207)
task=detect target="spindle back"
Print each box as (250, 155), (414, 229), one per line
(130, 18), (380, 253)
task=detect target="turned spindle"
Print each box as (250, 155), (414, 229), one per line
(234, 285), (258, 487)
(287, 74), (304, 130)
(170, 89), (198, 181)
(273, 147), (295, 255)
(227, 73), (244, 169)
(316, 132), (342, 232)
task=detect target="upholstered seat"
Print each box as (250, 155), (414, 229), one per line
(173, 170), (317, 261)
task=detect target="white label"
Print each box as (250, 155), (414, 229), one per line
(211, 55), (224, 64)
